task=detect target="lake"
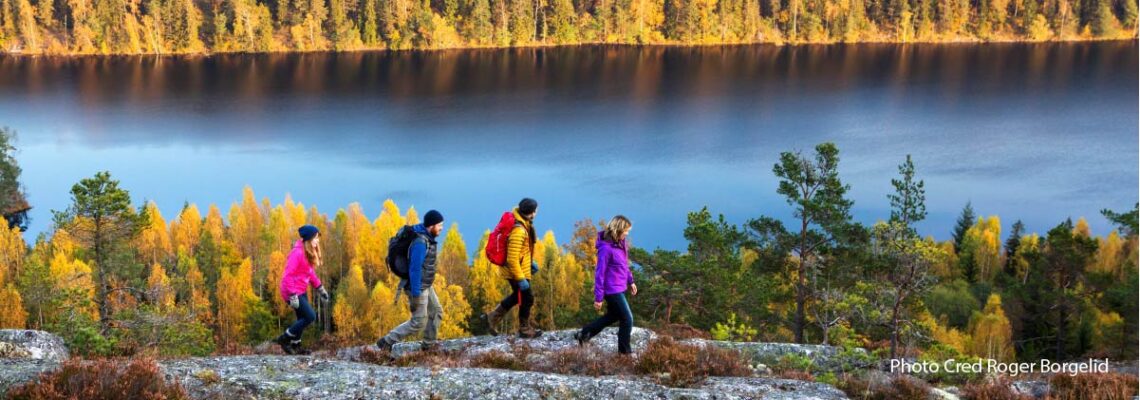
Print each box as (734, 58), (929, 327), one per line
(0, 42), (1136, 250)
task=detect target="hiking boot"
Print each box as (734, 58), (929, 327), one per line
(375, 337), (394, 352)
(275, 333), (297, 355)
(573, 330), (589, 346)
(518, 320), (544, 339)
(290, 340), (311, 355)
(421, 341), (441, 353)
(482, 305), (507, 336)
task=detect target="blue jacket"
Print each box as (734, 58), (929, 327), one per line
(406, 224), (439, 297)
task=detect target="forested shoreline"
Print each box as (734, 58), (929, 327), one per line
(0, 0), (1136, 55)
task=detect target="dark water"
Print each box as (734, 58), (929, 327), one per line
(0, 43), (1136, 249)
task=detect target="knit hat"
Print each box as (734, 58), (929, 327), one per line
(298, 225), (319, 241)
(423, 210), (444, 227)
(518, 198), (538, 215)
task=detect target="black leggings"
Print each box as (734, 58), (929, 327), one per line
(498, 279), (534, 324)
(581, 292), (633, 354)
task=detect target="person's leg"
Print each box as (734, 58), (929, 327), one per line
(285, 294), (316, 338)
(613, 293), (634, 354)
(423, 287), (442, 343)
(484, 280), (520, 335)
(518, 285), (542, 337)
(277, 294), (316, 354)
(498, 280), (521, 310)
(580, 298), (621, 340)
(518, 285), (534, 324)
(380, 289), (429, 346)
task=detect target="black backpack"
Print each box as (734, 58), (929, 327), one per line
(386, 225), (419, 280)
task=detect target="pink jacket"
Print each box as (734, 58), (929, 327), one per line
(280, 240), (322, 301)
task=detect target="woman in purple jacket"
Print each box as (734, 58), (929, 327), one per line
(573, 215), (637, 354)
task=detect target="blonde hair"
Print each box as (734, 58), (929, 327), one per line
(604, 215), (632, 243)
(304, 235), (322, 268)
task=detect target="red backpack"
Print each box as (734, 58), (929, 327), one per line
(485, 211), (517, 266)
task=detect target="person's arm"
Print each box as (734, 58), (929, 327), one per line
(407, 239), (426, 298)
(594, 246), (609, 303)
(506, 227), (526, 280)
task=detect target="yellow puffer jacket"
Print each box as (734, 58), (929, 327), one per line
(499, 207), (535, 281)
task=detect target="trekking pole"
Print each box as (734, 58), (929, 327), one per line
(317, 294), (324, 333)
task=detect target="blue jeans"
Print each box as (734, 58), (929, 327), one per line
(581, 292), (634, 354)
(286, 294), (316, 338)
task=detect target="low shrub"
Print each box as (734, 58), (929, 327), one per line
(1048, 373), (1138, 400)
(698, 344), (752, 378)
(529, 346), (636, 376)
(636, 337), (752, 387)
(636, 336), (702, 387)
(838, 373), (932, 400)
(777, 370), (815, 381)
(959, 378), (1033, 400)
(6, 358), (188, 400)
(468, 350), (527, 371)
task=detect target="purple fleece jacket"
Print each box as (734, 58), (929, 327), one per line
(594, 231), (633, 303)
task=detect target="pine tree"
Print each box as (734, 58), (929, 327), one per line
(753, 142), (856, 344)
(888, 154), (926, 230)
(1002, 220), (1024, 275)
(951, 202), (975, 253)
(51, 171), (147, 328)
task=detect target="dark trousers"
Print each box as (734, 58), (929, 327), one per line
(498, 280), (534, 324)
(286, 294), (316, 338)
(581, 292), (634, 354)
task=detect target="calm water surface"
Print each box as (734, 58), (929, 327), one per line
(0, 42), (1136, 249)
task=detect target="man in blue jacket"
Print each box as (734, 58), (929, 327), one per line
(376, 210), (445, 351)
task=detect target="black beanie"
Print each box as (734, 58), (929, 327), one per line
(298, 225), (319, 241)
(518, 198), (538, 215)
(423, 209), (444, 227)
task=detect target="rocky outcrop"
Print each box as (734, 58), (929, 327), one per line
(337, 327), (657, 361)
(0, 329), (853, 399)
(0, 330), (72, 395)
(0, 359), (60, 395)
(678, 339), (872, 372)
(162, 356), (849, 400)
(0, 329), (70, 362)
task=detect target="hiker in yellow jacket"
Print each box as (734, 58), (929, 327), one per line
(483, 198), (543, 338)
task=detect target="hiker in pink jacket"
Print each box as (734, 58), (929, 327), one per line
(274, 224), (329, 355)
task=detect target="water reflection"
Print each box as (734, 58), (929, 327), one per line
(0, 42), (1135, 248)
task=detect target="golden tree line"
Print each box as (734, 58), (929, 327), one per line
(0, 186), (598, 354)
(0, 0), (1135, 54)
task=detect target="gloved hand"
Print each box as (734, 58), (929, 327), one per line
(518, 279), (530, 291)
(288, 294), (300, 309)
(531, 262), (539, 275)
(318, 286), (330, 303)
